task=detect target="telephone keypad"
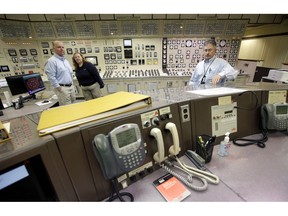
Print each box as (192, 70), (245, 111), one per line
(119, 147), (145, 169)
(273, 117), (288, 130)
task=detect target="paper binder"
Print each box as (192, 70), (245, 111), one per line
(37, 91), (152, 136)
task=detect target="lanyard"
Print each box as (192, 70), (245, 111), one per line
(201, 57), (216, 84)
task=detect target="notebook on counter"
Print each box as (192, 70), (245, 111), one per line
(37, 91), (152, 136)
(153, 173), (191, 202)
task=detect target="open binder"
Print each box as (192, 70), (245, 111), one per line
(37, 91), (152, 136)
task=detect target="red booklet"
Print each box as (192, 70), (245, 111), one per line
(153, 173), (191, 202)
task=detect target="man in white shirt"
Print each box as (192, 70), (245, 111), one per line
(188, 39), (238, 87)
(45, 41), (76, 106)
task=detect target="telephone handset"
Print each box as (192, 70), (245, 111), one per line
(150, 122), (218, 191)
(150, 128), (165, 163)
(261, 103), (288, 131)
(150, 123), (180, 164)
(165, 122), (181, 156)
(93, 123), (146, 180)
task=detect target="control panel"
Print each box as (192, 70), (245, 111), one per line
(0, 37), (240, 80)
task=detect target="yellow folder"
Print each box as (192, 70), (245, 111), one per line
(37, 91), (151, 136)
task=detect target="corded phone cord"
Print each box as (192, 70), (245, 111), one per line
(161, 163), (208, 191)
(174, 156), (220, 184)
(232, 129), (268, 148)
(107, 178), (134, 202)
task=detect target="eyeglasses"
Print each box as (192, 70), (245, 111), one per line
(204, 48), (214, 52)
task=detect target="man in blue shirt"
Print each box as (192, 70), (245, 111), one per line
(45, 40), (76, 106)
(188, 39), (238, 87)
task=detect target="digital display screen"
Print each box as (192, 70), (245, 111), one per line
(123, 39), (132, 48)
(0, 65), (10, 72)
(30, 49), (38, 55)
(85, 56), (98, 65)
(23, 73), (46, 95)
(5, 74), (28, 96)
(276, 105), (288, 115)
(19, 49), (28, 56)
(8, 49), (17, 56)
(116, 128), (137, 148)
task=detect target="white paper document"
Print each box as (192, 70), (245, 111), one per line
(186, 87), (246, 96)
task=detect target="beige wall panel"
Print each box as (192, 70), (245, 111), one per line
(261, 37), (288, 68)
(238, 39), (266, 60)
(239, 36), (288, 68)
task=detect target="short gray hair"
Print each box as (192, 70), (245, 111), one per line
(204, 39), (216, 47)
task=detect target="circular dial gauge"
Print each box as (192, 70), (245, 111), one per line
(219, 40), (226, 47)
(185, 40), (193, 47)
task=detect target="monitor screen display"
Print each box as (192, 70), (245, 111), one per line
(0, 65), (10, 72)
(85, 56), (98, 65)
(123, 39), (132, 48)
(5, 75), (28, 96)
(23, 73), (46, 95)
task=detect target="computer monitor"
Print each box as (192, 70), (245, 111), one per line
(85, 56), (98, 66)
(23, 73), (46, 97)
(5, 74), (28, 96)
(5, 73), (46, 100)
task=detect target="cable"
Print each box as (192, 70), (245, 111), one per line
(232, 130), (268, 148)
(106, 178), (134, 202)
(232, 90), (267, 148)
(233, 90), (259, 111)
(174, 156), (220, 184)
(161, 162), (208, 192)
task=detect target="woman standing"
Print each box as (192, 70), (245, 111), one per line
(72, 52), (105, 100)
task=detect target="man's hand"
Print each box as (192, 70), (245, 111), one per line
(212, 74), (221, 85)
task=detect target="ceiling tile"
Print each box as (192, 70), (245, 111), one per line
(153, 14), (166, 19)
(217, 14), (229, 19)
(45, 14), (66, 21)
(5, 14), (29, 21)
(28, 14), (46, 21)
(242, 14), (259, 23)
(65, 14), (85, 21)
(167, 14), (180, 19)
(99, 14), (115, 20)
(136, 14), (153, 19)
(258, 14), (276, 23)
(180, 14), (197, 19)
(228, 14), (242, 19)
(85, 14), (100, 20)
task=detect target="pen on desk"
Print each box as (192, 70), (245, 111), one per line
(198, 136), (204, 147)
(205, 135), (216, 149)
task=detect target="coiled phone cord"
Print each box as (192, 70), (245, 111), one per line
(174, 156), (220, 185)
(161, 162), (208, 191)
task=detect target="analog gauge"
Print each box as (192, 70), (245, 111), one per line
(219, 40), (226, 47)
(185, 40), (193, 47)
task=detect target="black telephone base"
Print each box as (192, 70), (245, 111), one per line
(107, 178), (134, 202)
